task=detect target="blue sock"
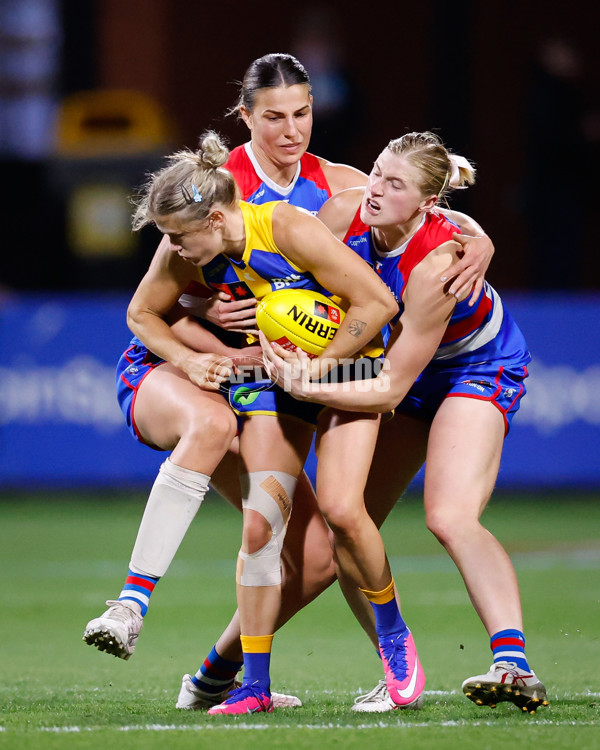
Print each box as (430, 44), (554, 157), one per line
(370, 599), (408, 639)
(361, 580), (408, 639)
(118, 569), (159, 616)
(490, 629), (530, 671)
(242, 652), (271, 693)
(191, 645), (243, 696)
(240, 634), (273, 694)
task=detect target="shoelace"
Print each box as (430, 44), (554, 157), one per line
(104, 600), (138, 624)
(354, 680), (389, 705)
(225, 683), (270, 706)
(492, 662), (534, 685)
(382, 633), (409, 679)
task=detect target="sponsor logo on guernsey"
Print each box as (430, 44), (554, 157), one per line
(272, 273), (303, 290)
(348, 236), (368, 249)
(212, 281), (253, 300)
(287, 305), (337, 341)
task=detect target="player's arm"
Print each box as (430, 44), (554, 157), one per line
(168, 305), (262, 366)
(318, 159), (368, 194)
(264, 242), (460, 411)
(317, 187), (365, 241)
(437, 208), (494, 304)
(272, 202), (398, 372)
(127, 249), (233, 389)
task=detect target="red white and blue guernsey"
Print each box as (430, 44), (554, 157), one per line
(226, 142), (331, 213)
(343, 208), (532, 432)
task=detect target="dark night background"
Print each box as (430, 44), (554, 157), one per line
(2, 0), (599, 296)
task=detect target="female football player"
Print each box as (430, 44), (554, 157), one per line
(84, 54), (494, 712)
(95, 129), (408, 715)
(263, 131), (548, 715)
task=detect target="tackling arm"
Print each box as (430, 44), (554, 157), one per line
(127, 250), (233, 389)
(264, 243), (459, 411)
(272, 202), (398, 373)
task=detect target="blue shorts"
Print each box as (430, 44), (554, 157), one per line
(227, 356), (384, 427)
(116, 342), (166, 446)
(396, 360), (529, 434)
(116, 341), (327, 443)
(227, 380), (324, 427)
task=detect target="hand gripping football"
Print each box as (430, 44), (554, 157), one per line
(256, 289), (344, 358)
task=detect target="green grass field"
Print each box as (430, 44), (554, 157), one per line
(1, 490), (599, 750)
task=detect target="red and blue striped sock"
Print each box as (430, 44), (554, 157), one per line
(491, 628), (530, 671)
(191, 646), (243, 696)
(118, 569), (159, 616)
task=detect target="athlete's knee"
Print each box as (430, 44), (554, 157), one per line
(242, 509), (273, 553)
(237, 470), (297, 588)
(320, 499), (364, 540)
(185, 406), (237, 451)
(425, 503), (475, 545)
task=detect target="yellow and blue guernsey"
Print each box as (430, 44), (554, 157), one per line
(194, 201), (331, 304)
(118, 200), (356, 438)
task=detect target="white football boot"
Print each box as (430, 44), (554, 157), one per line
(462, 661), (549, 713)
(352, 679), (424, 713)
(83, 600), (143, 660)
(176, 673), (302, 709)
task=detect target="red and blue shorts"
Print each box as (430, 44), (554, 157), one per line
(396, 360), (529, 435)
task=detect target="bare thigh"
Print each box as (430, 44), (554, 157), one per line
(364, 413), (430, 527)
(315, 409), (380, 524)
(239, 414), (314, 476)
(133, 363), (236, 474)
(424, 396), (505, 523)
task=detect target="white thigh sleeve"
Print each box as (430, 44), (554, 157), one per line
(237, 470), (296, 587)
(130, 458), (210, 577)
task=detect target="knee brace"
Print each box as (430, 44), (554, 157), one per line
(237, 471), (297, 587)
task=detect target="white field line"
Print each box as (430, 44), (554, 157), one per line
(3, 690), (599, 734)
(14, 718), (597, 733)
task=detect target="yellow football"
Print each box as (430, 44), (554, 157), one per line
(256, 289), (344, 358)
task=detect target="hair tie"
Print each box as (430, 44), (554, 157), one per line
(448, 154), (471, 188)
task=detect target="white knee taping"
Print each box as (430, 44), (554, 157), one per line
(130, 458), (210, 578)
(238, 470), (296, 587)
(238, 537), (282, 586)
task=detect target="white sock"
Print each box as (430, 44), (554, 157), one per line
(130, 458), (210, 577)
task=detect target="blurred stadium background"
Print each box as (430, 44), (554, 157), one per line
(1, 0), (599, 492)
